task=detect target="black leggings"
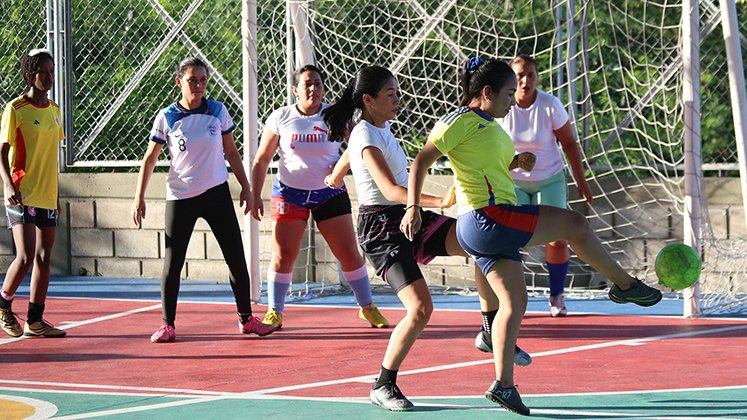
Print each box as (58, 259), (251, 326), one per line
(160, 182), (252, 324)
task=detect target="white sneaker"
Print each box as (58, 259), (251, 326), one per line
(370, 383), (414, 411)
(549, 294), (568, 317)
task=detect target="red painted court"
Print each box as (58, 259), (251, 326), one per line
(1, 292), (746, 419)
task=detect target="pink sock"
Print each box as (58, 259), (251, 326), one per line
(1, 290), (14, 301)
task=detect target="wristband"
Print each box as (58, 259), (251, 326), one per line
(404, 204), (421, 211)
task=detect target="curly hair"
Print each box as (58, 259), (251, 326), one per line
(20, 49), (53, 86)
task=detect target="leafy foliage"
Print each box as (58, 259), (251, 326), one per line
(0, 0), (745, 172)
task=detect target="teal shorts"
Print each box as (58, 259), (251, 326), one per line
(513, 170), (568, 208)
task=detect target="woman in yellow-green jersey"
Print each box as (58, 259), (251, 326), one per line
(403, 57), (663, 416)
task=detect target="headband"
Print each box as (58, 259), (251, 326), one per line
(28, 48), (53, 58)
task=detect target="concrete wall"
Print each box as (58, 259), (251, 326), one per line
(0, 174), (743, 288)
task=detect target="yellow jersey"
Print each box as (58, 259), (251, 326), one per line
(0, 95), (64, 210)
(428, 106), (517, 214)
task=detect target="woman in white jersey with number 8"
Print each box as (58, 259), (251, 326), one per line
(132, 57), (276, 343)
(250, 65), (388, 330)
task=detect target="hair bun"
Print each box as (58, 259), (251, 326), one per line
(467, 56), (485, 72)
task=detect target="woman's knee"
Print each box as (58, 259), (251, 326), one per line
(271, 249), (300, 271)
(547, 239), (568, 249)
(14, 253), (34, 271)
(334, 248), (364, 266)
(560, 209), (592, 240)
(34, 251), (52, 269)
(406, 301), (433, 327)
(500, 296), (527, 321)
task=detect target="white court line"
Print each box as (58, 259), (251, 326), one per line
(0, 380), (225, 396)
(0, 303), (161, 346)
(48, 393), (747, 420)
(40, 324), (747, 419)
(249, 323), (747, 392)
(12, 294), (747, 322)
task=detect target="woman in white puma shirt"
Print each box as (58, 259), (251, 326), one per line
(250, 65), (388, 330)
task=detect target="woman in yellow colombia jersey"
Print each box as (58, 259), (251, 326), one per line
(0, 49), (66, 338)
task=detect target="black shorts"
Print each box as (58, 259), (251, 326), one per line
(5, 205), (59, 229)
(357, 204), (454, 293)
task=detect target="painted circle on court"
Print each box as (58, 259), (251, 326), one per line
(0, 394), (58, 419)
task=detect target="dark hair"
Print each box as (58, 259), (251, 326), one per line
(292, 64), (325, 86)
(176, 57), (209, 78)
(20, 50), (54, 86)
(458, 57), (515, 106)
(511, 54), (537, 68)
(322, 65), (394, 142)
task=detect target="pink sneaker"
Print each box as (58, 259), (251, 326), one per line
(549, 294), (568, 317)
(240, 316), (276, 336)
(151, 324), (175, 343)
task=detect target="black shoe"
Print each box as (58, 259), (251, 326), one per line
(370, 383), (414, 411)
(485, 380), (530, 416)
(609, 278), (662, 307)
(475, 330), (532, 366)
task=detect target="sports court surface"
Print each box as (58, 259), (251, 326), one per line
(1, 276), (746, 419)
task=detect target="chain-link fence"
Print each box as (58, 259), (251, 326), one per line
(0, 0), (47, 109)
(1, 0), (744, 169)
(69, 0), (288, 165)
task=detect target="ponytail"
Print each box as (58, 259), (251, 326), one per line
(322, 83), (356, 142)
(323, 65), (395, 142)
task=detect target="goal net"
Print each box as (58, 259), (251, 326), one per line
(258, 0), (747, 316)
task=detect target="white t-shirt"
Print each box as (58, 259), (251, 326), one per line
(347, 120), (409, 206)
(264, 103), (342, 190)
(150, 99), (233, 200)
(498, 90), (569, 182)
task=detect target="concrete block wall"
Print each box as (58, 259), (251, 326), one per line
(0, 174), (743, 290)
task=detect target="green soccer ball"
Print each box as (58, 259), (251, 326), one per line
(655, 243), (702, 290)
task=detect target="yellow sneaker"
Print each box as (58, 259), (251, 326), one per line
(359, 303), (389, 328)
(0, 308), (23, 337)
(24, 319), (66, 338)
(262, 308), (283, 329)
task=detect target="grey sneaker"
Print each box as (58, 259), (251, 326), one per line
(475, 330), (532, 367)
(609, 278), (662, 307)
(1, 308), (23, 337)
(370, 383), (414, 411)
(485, 380), (530, 416)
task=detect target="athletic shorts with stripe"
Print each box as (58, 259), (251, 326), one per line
(5, 205), (59, 229)
(270, 178), (352, 222)
(456, 204), (540, 277)
(357, 204), (453, 293)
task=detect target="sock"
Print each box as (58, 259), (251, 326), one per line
(547, 261), (569, 297)
(27, 302), (45, 324)
(342, 264), (374, 309)
(239, 313), (251, 324)
(267, 270), (293, 313)
(374, 366), (398, 388)
(481, 310), (497, 335)
(0, 290), (13, 309)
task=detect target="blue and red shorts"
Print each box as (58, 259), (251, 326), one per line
(270, 179), (351, 222)
(456, 204), (539, 276)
